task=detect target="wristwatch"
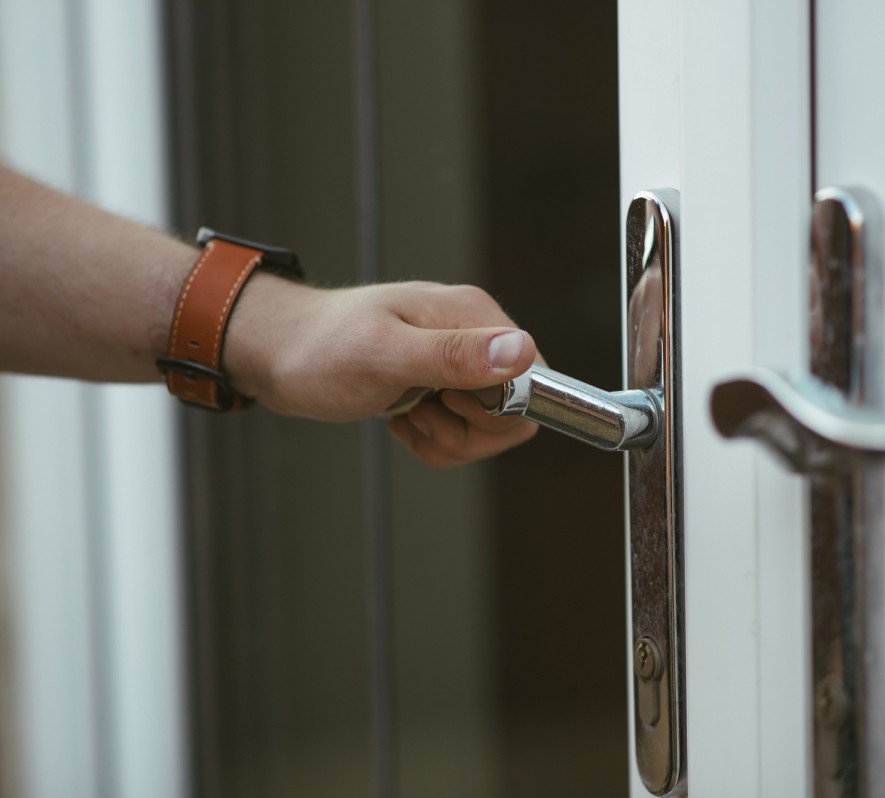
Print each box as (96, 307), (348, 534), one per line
(157, 227), (303, 411)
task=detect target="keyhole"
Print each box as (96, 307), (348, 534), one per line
(635, 637), (660, 682)
(634, 635), (663, 728)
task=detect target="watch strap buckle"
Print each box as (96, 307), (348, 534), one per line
(157, 230), (300, 411)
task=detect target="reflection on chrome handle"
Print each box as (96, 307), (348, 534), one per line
(475, 363), (660, 451)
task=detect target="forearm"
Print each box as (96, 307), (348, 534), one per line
(0, 164), (540, 466)
(0, 164), (193, 382)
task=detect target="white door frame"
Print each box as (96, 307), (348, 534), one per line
(0, 2), (187, 797)
(620, 1), (811, 794)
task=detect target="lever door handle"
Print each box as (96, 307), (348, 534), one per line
(711, 366), (885, 472)
(477, 190), (687, 796)
(475, 364), (660, 451)
(710, 187), (885, 798)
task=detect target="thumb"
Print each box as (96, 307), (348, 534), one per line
(401, 327), (537, 390)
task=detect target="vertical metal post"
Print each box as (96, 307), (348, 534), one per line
(809, 188), (885, 798)
(354, 2), (395, 796)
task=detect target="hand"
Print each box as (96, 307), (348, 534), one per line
(0, 163), (538, 468)
(225, 276), (540, 466)
(388, 388), (539, 467)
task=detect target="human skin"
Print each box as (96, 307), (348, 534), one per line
(0, 165), (539, 466)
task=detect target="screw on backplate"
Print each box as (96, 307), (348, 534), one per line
(634, 635), (663, 682)
(816, 677), (850, 730)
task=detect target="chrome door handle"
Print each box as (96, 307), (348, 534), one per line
(710, 187), (885, 798)
(711, 367), (885, 471)
(475, 364), (660, 451)
(478, 190), (686, 796)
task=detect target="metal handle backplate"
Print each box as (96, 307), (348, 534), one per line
(477, 189), (686, 795)
(710, 187), (885, 798)
(626, 190), (685, 796)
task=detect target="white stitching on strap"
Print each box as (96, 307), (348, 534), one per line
(169, 241), (215, 355)
(212, 254), (261, 365)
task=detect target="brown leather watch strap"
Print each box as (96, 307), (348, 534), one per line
(160, 239), (263, 410)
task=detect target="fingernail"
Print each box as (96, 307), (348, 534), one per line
(488, 331), (525, 370)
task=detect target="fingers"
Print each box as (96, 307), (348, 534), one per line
(395, 326), (537, 392)
(387, 390), (538, 467)
(381, 282), (536, 391)
(438, 389), (528, 433)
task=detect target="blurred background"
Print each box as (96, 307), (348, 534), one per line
(0, 1), (622, 796)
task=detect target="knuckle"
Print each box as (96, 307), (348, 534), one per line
(453, 283), (494, 307)
(450, 284), (514, 326)
(401, 279), (436, 292)
(414, 441), (458, 469)
(435, 424), (465, 454)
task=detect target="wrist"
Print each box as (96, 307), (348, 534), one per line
(157, 229), (303, 410)
(221, 272), (321, 404)
(150, 242), (201, 364)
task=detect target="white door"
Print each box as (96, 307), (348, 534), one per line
(618, 1), (885, 795)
